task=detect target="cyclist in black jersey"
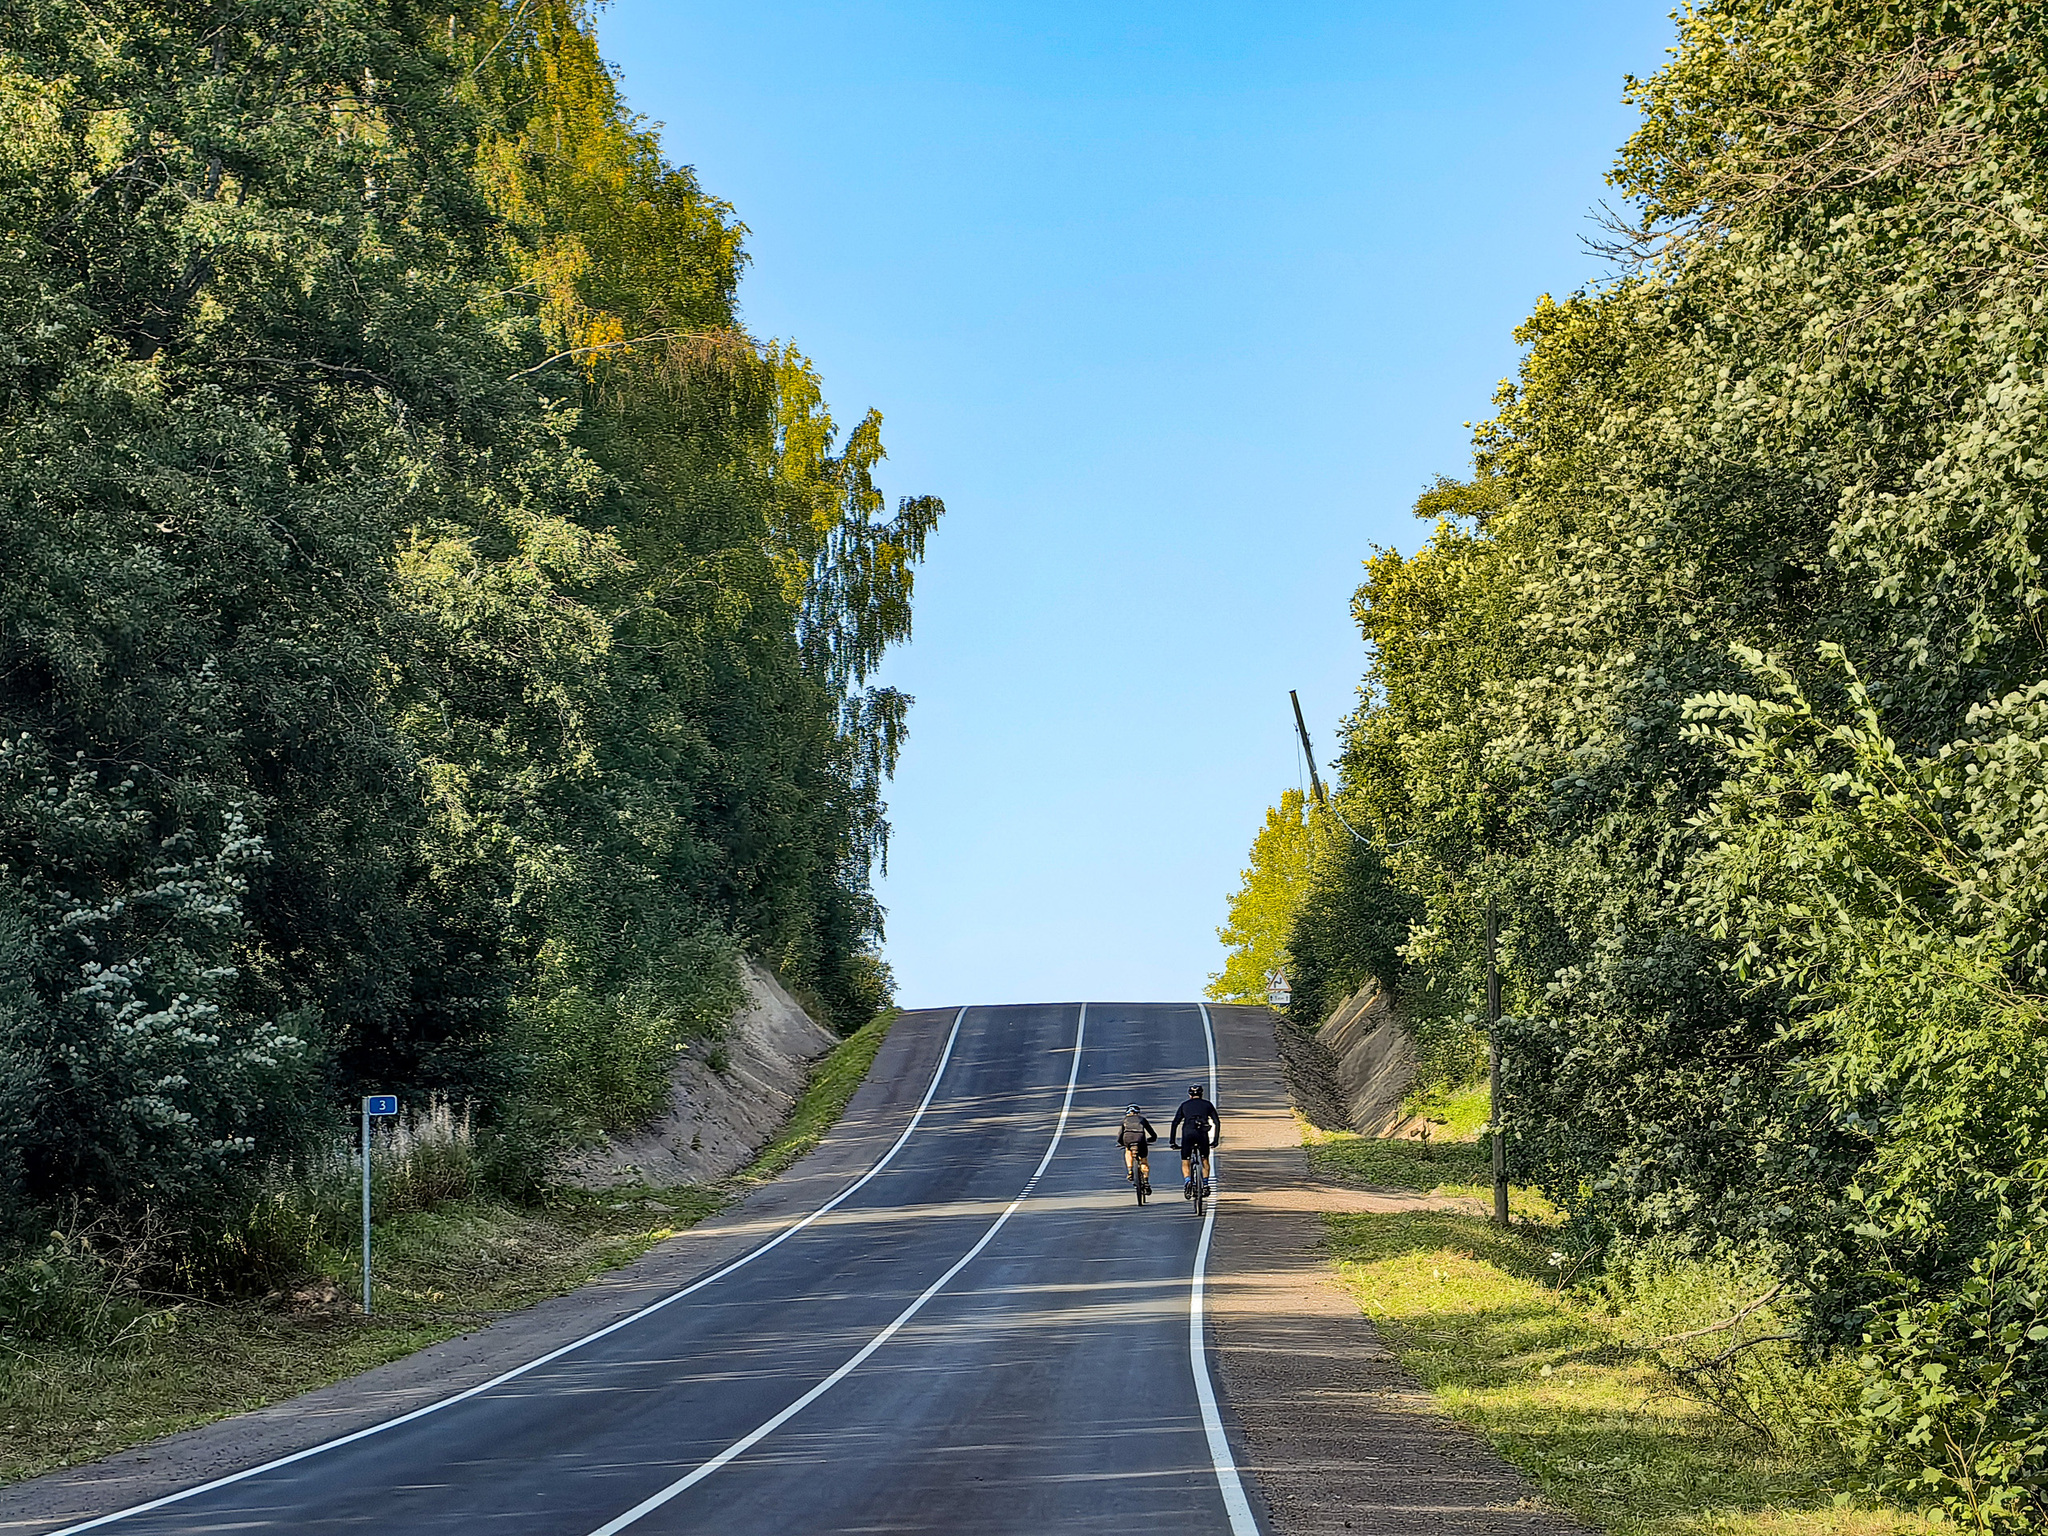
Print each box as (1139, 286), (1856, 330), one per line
(1168, 1084), (1221, 1199)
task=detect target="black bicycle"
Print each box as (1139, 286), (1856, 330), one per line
(1124, 1144), (1153, 1206)
(1180, 1142), (1212, 1218)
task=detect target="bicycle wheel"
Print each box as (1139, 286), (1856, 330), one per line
(1192, 1152), (1207, 1218)
(1135, 1165), (1147, 1206)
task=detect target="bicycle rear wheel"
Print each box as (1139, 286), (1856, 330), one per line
(1192, 1152), (1207, 1218)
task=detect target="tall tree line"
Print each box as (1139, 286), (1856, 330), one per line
(0, 1), (934, 1235)
(1219, 1), (2048, 1521)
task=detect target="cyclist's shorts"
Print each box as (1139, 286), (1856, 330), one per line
(1180, 1133), (1212, 1156)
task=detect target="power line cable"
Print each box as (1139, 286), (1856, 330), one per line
(1287, 689), (1415, 853)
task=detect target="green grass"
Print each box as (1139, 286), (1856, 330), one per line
(1303, 1112), (1566, 1226)
(1413, 1078), (1493, 1139)
(1323, 1208), (1936, 1536)
(1308, 1121), (1493, 1192)
(0, 1011), (900, 1487)
(740, 1009), (895, 1182)
(1305, 1078), (1501, 1196)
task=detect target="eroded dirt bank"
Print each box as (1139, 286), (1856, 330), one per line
(559, 960), (838, 1188)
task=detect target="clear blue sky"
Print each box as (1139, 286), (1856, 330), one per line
(596, 0), (1677, 1008)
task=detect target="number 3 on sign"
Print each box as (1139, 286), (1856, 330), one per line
(365, 1095), (398, 1117)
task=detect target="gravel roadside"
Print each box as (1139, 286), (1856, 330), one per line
(1206, 1003), (1585, 1536)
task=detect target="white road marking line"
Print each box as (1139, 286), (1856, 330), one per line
(582, 1003), (1093, 1536)
(1193, 1002), (1262, 1536)
(42, 1008), (973, 1536)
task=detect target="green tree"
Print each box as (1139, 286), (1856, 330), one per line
(1208, 790), (1310, 1004)
(0, 0), (513, 1214)
(1263, 0), (2048, 1513)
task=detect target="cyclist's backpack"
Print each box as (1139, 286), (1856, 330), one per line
(1119, 1111), (1147, 1147)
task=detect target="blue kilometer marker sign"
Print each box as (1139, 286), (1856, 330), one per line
(361, 1094), (399, 1313)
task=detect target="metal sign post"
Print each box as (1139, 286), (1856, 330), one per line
(361, 1095), (398, 1314)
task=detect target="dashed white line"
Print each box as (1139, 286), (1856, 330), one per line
(581, 1002), (1092, 1536)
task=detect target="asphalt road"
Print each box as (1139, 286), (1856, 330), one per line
(51, 1004), (1270, 1536)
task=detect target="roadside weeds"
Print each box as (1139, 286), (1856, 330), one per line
(0, 1013), (896, 1487)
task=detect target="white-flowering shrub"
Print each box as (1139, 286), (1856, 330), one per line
(0, 733), (315, 1214)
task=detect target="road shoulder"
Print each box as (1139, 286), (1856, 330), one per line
(0, 1008), (959, 1535)
(1206, 1003), (1584, 1536)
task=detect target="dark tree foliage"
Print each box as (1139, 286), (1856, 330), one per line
(1284, 825), (1411, 1034)
(0, 1), (935, 1230)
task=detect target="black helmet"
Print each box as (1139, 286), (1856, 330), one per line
(1188, 1084), (1205, 1097)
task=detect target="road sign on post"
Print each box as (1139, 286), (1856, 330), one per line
(361, 1095), (398, 1315)
(1264, 969), (1291, 1008)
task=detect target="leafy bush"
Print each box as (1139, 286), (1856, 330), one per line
(515, 928), (744, 1141)
(1848, 1230), (2048, 1533)
(0, 1235), (170, 1352)
(0, 740), (322, 1218)
(1594, 1239), (1854, 1460)
(834, 951), (897, 1036)
(1691, 658), (2048, 1520)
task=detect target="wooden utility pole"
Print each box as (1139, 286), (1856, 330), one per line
(1486, 896), (1508, 1228)
(1289, 690), (1327, 806)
